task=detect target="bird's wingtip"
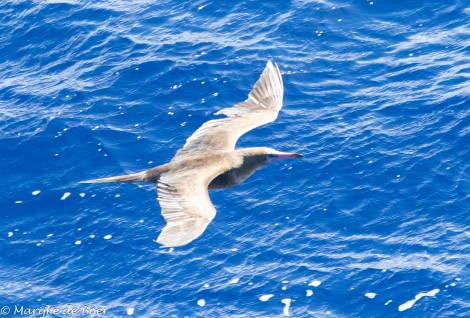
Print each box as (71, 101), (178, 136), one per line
(265, 59), (279, 71)
(246, 59), (283, 109)
(156, 215), (213, 248)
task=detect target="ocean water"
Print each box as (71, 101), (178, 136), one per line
(1, 0), (469, 317)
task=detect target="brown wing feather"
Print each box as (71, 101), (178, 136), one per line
(172, 61), (283, 160)
(156, 173), (216, 247)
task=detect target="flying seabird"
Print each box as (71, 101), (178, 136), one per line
(81, 61), (302, 247)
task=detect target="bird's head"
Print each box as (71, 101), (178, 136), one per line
(238, 147), (302, 168)
(244, 147), (302, 163)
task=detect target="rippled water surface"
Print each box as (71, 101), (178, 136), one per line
(1, 1), (469, 317)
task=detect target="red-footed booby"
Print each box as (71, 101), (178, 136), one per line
(81, 61), (302, 247)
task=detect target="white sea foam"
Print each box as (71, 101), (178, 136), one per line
(60, 192), (71, 200)
(308, 280), (321, 287)
(398, 289), (439, 312)
(281, 298), (291, 316)
(365, 292), (377, 299)
(259, 294), (274, 302)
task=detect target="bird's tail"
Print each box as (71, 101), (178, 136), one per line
(80, 171), (147, 184)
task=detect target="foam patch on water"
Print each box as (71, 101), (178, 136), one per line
(365, 292), (377, 299)
(259, 294), (274, 302)
(60, 192), (71, 200)
(398, 288), (439, 312)
(197, 299), (205, 307)
(281, 298), (291, 316)
(281, 281), (288, 290)
(308, 280), (321, 287)
(126, 307), (134, 315)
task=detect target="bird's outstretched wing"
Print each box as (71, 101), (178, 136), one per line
(172, 60), (283, 161)
(156, 172), (217, 247)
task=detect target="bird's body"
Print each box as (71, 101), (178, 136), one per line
(81, 61), (302, 247)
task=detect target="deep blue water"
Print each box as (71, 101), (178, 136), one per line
(1, 0), (469, 317)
